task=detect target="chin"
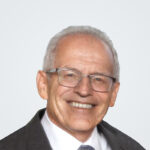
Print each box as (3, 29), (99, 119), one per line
(68, 120), (95, 133)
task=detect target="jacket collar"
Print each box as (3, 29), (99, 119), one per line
(25, 108), (52, 150)
(25, 108), (125, 150)
(98, 121), (125, 150)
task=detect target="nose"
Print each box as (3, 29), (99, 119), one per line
(74, 77), (92, 97)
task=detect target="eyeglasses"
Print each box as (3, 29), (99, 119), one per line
(46, 67), (116, 92)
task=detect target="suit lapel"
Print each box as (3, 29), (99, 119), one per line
(24, 109), (127, 150)
(98, 121), (125, 150)
(25, 109), (52, 150)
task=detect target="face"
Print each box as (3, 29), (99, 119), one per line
(37, 34), (120, 141)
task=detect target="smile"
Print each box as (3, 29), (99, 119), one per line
(70, 102), (93, 109)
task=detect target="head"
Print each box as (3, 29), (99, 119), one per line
(36, 26), (120, 141)
(43, 26), (120, 81)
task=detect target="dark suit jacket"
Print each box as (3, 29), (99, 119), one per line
(0, 109), (145, 150)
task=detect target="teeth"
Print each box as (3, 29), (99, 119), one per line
(70, 102), (93, 109)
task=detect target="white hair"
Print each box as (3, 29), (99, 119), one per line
(43, 26), (120, 81)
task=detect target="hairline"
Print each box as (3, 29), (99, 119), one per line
(43, 26), (120, 82)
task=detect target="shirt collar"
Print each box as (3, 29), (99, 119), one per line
(41, 110), (109, 150)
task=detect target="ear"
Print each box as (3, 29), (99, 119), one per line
(109, 82), (120, 107)
(36, 71), (49, 100)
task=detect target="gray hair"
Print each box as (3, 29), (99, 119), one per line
(43, 26), (120, 81)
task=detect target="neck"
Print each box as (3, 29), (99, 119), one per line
(69, 129), (94, 142)
(51, 118), (94, 142)
(46, 109), (95, 142)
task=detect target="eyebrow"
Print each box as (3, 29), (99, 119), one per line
(61, 66), (112, 77)
(89, 72), (112, 77)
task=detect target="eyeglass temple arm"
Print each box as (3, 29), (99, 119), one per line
(46, 68), (57, 73)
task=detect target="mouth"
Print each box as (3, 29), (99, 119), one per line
(69, 101), (95, 109)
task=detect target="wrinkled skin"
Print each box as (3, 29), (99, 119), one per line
(36, 34), (120, 142)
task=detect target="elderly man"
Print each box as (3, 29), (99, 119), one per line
(0, 26), (145, 150)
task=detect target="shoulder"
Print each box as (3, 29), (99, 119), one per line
(0, 109), (46, 150)
(98, 121), (145, 150)
(0, 126), (27, 150)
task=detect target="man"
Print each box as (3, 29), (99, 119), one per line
(0, 26), (145, 150)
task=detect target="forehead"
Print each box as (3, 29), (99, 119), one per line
(54, 34), (114, 74)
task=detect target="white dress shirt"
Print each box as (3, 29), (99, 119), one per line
(41, 111), (112, 150)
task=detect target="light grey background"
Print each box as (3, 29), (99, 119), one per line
(0, 0), (149, 149)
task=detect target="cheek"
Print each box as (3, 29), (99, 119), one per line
(47, 80), (71, 113)
(47, 76), (70, 99)
(57, 86), (71, 97)
(96, 92), (112, 105)
(94, 93), (112, 117)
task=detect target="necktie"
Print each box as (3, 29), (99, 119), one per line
(78, 145), (95, 150)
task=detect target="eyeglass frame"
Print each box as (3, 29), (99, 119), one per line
(45, 67), (116, 92)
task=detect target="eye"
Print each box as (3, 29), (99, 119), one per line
(66, 73), (75, 77)
(95, 77), (102, 81)
(62, 71), (78, 80)
(91, 75), (106, 84)
(64, 71), (76, 77)
(93, 76), (103, 82)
